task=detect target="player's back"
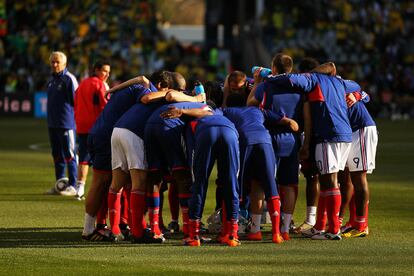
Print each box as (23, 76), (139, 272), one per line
(223, 106), (271, 146)
(115, 102), (163, 138)
(146, 102), (207, 128)
(90, 84), (149, 137)
(288, 73), (352, 143)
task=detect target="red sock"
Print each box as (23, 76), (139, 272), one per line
(179, 193), (191, 236)
(148, 192), (161, 235)
(181, 207), (189, 236)
(220, 200), (228, 237)
(121, 188), (130, 225)
(355, 216), (367, 231)
(108, 189), (121, 235)
(349, 193), (356, 227)
(365, 200), (369, 228)
(130, 189), (146, 238)
(326, 188), (341, 234)
(168, 182), (180, 221)
(267, 196), (281, 236)
(148, 207), (161, 235)
(314, 191), (327, 231)
(227, 220), (239, 239)
(189, 219), (200, 239)
(96, 192), (109, 225)
(142, 214), (147, 229)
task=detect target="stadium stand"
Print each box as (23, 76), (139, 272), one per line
(0, 0), (413, 118)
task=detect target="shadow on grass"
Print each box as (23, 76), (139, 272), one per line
(0, 227), (92, 248)
(0, 227), (223, 248)
(0, 227), (310, 248)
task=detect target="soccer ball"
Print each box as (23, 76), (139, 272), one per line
(207, 209), (222, 234)
(54, 177), (69, 192)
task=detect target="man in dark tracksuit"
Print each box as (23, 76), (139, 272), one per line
(46, 51), (78, 196)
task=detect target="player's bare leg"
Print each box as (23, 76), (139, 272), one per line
(248, 180), (264, 240)
(76, 163), (89, 199)
(342, 170), (370, 238)
(297, 174), (319, 233)
(279, 184), (297, 240)
(82, 170), (112, 239)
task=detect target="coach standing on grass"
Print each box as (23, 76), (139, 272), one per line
(45, 51), (79, 196)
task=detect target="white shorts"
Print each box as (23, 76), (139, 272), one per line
(111, 127), (147, 172)
(315, 142), (351, 175)
(346, 126), (378, 173)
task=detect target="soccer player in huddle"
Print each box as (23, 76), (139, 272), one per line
(248, 55), (357, 240)
(223, 93), (300, 244)
(143, 90), (208, 242)
(160, 98), (241, 247)
(222, 70), (253, 107)
(340, 81), (377, 238)
(74, 60), (111, 199)
(248, 53), (303, 241)
(82, 73), (160, 241)
(107, 72), (205, 243)
(106, 71), (174, 242)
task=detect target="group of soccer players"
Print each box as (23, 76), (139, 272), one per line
(74, 52), (376, 246)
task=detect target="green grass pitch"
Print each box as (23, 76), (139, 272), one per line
(0, 118), (413, 275)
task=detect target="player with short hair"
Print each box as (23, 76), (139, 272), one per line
(222, 70), (253, 107)
(82, 74), (162, 241)
(74, 60), (111, 199)
(142, 91), (207, 242)
(248, 53), (302, 241)
(160, 101), (241, 247)
(223, 93), (300, 244)
(249, 67), (356, 240)
(45, 51), (79, 196)
(340, 81), (377, 238)
(295, 57), (321, 233)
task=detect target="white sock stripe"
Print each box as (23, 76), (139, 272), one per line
(325, 189), (341, 196)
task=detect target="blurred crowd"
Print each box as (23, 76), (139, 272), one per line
(0, 0), (218, 96)
(1, 0), (413, 118)
(261, 0), (414, 119)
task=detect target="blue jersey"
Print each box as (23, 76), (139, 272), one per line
(343, 80), (376, 132)
(46, 68), (78, 129)
(255, 76), (303, 156)
(286, 73), (352, 143)
(90, 84), (150, 139)
(146, 102), (208, 128)
(222, 106), (272, 146)
(115, 102), (163, 138)
(255, 78), (303, 133)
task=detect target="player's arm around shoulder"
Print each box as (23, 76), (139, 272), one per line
(161, 106), (213, 119)
(164, 90), (206, 103)
(106, 76), (150, 96)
